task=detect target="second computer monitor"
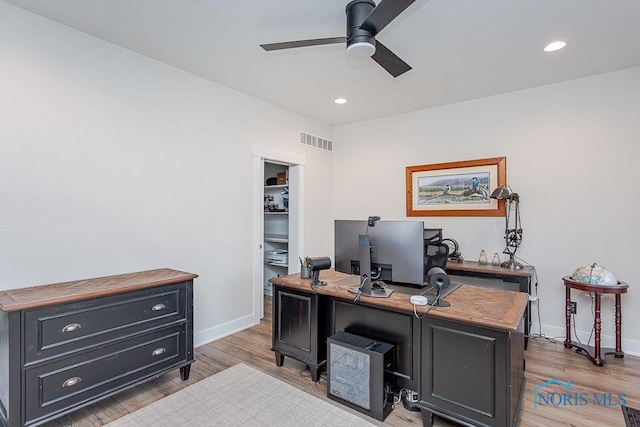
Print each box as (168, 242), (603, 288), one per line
(334, 219), (426, 286)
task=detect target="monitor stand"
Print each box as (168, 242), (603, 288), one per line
(347, 234), (393, 298)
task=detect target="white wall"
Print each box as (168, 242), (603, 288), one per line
(0, 3), (334, 345)
(3, 1), (637, 356)
(333, 67), (640, 354)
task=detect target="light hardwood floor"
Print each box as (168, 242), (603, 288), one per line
(44, 297), (639, 426)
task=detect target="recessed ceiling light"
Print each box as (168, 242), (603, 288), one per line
(544, 41), (567, 52)
(334, 98), (348, 105)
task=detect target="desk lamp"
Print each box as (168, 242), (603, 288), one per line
(490, 185), (523, 270)
(308, 256), (331, 287)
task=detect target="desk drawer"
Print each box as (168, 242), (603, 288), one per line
(24, 282), (187, 363)
(25, 326), (186, 424)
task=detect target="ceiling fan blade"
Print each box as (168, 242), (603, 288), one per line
(261, 37), (346, 51)
(371, 40), (411, 78)
(360, 0), (416, 35)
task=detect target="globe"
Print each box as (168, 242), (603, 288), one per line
(571, 263), (618, 286)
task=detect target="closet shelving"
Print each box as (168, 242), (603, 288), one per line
(263, 163), (289, 296)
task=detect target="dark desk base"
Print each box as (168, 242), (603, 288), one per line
(271, 287), (328, 382)
(420, 378), (526, 427)
(416, 315), (525, 427)
(445, 262), (533, 349)
(273, 350), (325, 382)
(271, 277), (526, 427)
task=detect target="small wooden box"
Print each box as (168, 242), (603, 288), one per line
(277, 172), (287, 185)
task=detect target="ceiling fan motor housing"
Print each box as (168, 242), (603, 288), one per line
(260, 0), (412, 77)
(346, 0), (376, 56)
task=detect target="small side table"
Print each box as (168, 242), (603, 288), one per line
(562, 276), (628, 366)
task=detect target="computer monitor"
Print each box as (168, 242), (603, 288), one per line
(334, 220), (426, 286)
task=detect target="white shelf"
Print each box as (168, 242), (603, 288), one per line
(263, 283), (273, 297)
(264, 163), (290, 287)
(265, 261), (289, 268)
(265, 234), (288, 243)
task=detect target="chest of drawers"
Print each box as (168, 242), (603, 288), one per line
(0, 268), (197, 427)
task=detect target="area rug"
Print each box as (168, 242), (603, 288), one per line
(105, 363), (374, 427)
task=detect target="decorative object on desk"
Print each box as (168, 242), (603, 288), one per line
(406, 157), (506, 217)
(300, 257), (311, 279)
(478, 250), (488, 265)
(442, 238), (463, 262)
(490, 184), (523, 269)
(492, 252), (501, 266)
(308, 256), (331, 286)
(571, 263), (618, 286)
(427, 267), (451, 306)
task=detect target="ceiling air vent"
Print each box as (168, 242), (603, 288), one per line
(300, 132), (333, 152)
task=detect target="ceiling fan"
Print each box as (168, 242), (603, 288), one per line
(260, 0), (415, 78)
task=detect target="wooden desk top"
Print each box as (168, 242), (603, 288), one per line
(446, 260), (535, 278)
(270, 270), (528, 332)
(0, 268), (198, 313)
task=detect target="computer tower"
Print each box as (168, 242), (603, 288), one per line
(327, 331), (394, 421)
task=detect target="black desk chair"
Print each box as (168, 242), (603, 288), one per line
(425, 243), (449, 274)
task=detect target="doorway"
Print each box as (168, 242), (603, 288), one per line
(252, 145), (305, 323)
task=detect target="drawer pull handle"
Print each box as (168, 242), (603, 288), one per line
(152, 347), (166, 356)
(62, 377), (81, 387)
(62, 323), (81, 333)
(152, 303), (167, 311)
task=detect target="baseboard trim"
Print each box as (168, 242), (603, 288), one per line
(194, 314), (256, 348)
(529, 323), (640, 357)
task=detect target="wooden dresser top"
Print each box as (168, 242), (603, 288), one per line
(446, 260), (535, 278)
(270, 269), (528, 332)
(0, 268), (198, 313)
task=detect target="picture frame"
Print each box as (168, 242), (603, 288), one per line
(406, 157), (506, 217)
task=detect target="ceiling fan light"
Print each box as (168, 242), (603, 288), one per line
(347, 41), (376, 58)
